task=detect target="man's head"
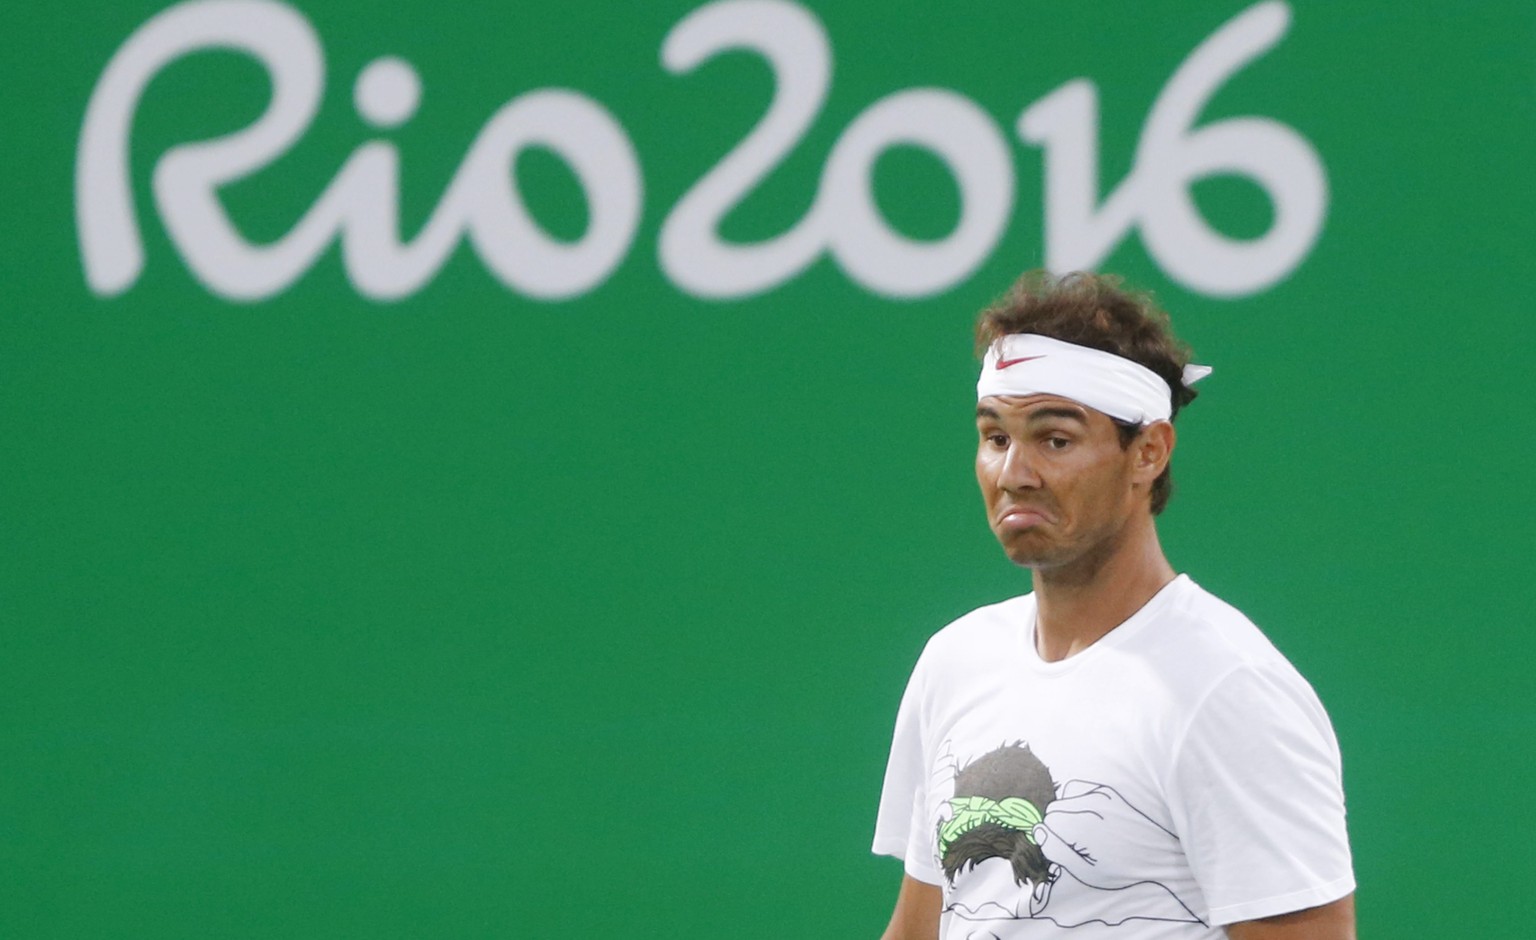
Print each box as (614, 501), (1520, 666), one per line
(973, 271), (1203, 569)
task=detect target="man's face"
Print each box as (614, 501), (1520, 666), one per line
(975, 395), (1146, 570)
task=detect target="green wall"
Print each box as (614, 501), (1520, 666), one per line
(3, 1), (1532, 935)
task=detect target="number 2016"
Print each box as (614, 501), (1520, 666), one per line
(78, 0), (1325, 302)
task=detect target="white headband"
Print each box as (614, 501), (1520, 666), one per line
(977, 334), (1212, 424)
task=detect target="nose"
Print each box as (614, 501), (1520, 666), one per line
(997, 440), (1042, 491)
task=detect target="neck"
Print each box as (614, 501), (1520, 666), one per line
(1030, 514), (1176, 662)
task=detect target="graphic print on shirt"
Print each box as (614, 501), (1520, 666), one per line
(934, 741), (1204, 932)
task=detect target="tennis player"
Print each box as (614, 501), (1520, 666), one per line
(873, 272), (1355, 939)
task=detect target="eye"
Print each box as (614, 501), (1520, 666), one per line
(1044, 435), (1072, 451)
(983, 432), (1009, 449)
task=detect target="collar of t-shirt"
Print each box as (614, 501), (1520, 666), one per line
(1018, 573), (1193, 675)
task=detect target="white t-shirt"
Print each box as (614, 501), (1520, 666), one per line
(873, 575), (1353, 939)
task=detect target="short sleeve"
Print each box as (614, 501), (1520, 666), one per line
(1167, 664), (1355, 925)
(872, 654), (943, 885)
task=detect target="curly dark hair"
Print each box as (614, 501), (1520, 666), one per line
(974, 270), (1199, 515)
(941, 743), (1057, 887)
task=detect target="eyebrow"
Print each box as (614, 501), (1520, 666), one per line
(1025, 407), (1089, 425)
(975, 405), (1089, 425)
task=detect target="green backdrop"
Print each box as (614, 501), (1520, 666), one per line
(3, 1), (1532, 936)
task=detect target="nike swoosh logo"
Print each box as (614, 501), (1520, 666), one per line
(995, 355), (1044, 370)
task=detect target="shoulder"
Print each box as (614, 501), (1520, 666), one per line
(1146, 577), (1310, 682)
(1155, 578), (1337, 737)
(909, 592), (1032, 676)
(1102, 577), (1331, 737)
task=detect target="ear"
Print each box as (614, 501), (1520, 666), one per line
(1131, 420), (1175, 486)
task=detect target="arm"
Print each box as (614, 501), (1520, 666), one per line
(1226, 894), (1355, 940)
(1170, 666), (1355, 936)
(879, 874), (941, 940)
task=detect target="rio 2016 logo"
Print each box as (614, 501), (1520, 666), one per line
(76, 0), (1326, 303)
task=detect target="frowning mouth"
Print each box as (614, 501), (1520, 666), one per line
(997, 506), (1053, 529)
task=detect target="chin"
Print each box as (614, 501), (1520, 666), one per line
(996, 536), (1061, 569)
(1006, 552), (1058, 570)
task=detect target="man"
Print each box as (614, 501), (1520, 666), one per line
(873, 272), (1354, 939)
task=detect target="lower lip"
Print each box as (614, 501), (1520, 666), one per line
(999, 510), (1049, 530)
